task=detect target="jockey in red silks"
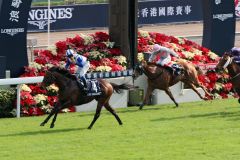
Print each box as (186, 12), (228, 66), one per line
(148, 44), (179, 74)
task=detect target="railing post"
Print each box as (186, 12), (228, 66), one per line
(16, 84), (21, 118)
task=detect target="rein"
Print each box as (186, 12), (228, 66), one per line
(230, 72), (240, 81)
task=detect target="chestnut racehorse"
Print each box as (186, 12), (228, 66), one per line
(133, 60), (211, 109)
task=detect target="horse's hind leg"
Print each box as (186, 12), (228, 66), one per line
(104, 102), (122, 125)
(88, 103), (103, 129)
(164, 88), (178, 107)
(139, 86), (153, 110)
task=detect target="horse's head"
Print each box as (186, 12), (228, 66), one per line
(216, 52), (233, 72)
(42, 70), (56, 88)
(132, 63), (144, 80)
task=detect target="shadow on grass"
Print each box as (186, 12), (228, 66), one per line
(76, 105), (174, 117)
(151, 110), (240, 122)
(0, 127), (87, 137)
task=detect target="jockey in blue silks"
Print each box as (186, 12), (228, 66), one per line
(230, 47), (240, 64)
(65, 47), (90, 91)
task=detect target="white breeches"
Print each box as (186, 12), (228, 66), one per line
(157, 56), (171, 66)
(76, 61), (90, 77)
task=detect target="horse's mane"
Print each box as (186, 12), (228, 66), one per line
(48, 66), (77, 80)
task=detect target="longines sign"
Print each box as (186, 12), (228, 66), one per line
(0, 0), (31, 77)
(28, 7), (74, 29)
(28, 5), (108, 31)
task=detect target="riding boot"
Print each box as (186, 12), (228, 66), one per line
(165, 66), (174, 75)
(80, 76), (88, 94)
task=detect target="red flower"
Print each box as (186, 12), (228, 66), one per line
(94, 32), (109, 42)
(109, 48), (122, 56)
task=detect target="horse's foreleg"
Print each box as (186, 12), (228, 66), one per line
(164, 88), (178, 107)
(50, 108), (60, 128)
(139, 86), (153, 110)
(88, 103), (103, 129)
(40, 107), (57, 126)
(49, 101), (71, 128)
(188, 82), (208, 100)
(104, 102), (122, 125)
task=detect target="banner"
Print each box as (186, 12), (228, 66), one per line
(202, 0), (235, 55)
(0, 0), (32, 78)
(27, 0), (203, 32)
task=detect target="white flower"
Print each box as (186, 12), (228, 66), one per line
(103, 41), (115, 48)
(46, 84), (59, 92)
(182, 51), (195, 59)
(89, 51), (105, 59)
(95, 66), (112, 72)
(137, 53), (144, 62)
(29, 62), (44, 70)
(208, 51), (219, 60)
(34, 94), (47, 104)
(139, 30), (150, 38)
(47, 46), (57, 55)
(41, 104), (52, 113)
(80, 33), (94, 45)
(114, 56), (127, 65)
(20, 84), (31, 92)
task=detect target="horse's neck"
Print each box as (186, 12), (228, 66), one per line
(54, 72), (71, 88)
(143, 65), (163, 77)
(227, 62), (240, 77)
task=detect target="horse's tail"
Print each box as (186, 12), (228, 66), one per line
(110, 83), (137, 94)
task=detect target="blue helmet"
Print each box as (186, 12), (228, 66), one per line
(66, 49), (74, 58)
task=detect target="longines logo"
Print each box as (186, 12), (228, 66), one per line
(213, 13), (233, 21)
(1, 28), (24, 36)
(28, 7), (74, 29)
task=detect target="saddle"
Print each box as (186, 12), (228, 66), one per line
(170, 64), (184, 76)
(76, 79), (102, 96)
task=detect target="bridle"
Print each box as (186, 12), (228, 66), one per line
(221, 56), (240, 81)
(222, 56), (233, 69)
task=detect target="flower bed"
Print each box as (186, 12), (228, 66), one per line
(14, 31), (236, 116)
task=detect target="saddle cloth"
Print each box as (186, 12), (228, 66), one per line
(86, 79), (102, 96)
(171, 63), (183, 75)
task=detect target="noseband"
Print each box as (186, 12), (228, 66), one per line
(222, 57), (233, 69)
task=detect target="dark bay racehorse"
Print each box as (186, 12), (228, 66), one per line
(216, 53), (240, 103)
(41, 66), (134, 129)
(133, 60), (211, 109)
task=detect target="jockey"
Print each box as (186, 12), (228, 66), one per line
(65, 46), (90, 92)
(148, 44), (180, 74)
(230, 47), (240, 64)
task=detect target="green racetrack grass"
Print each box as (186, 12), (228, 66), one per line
(0, 98), (240, 160)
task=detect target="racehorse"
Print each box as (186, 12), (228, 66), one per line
(132, 59), (211, 109)
(41, 66), (134, 129)
(216, 53), (240, 103)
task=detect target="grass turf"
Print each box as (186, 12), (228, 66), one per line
(0, 98), (240, 160)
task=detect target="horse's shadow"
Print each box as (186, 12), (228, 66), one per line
(0, 127), (87, 137)
(151, 109), (240, 122)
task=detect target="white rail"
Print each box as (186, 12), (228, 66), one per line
(0, 77), (44, 118)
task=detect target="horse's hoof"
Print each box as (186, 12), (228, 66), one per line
(175, 104), (179, 107)
(238, 99), (240, 104)
(40, 123), (45, 126)
(119, 122), (123, 125)
(50, 124), (54, 128)
(87, 127), (92, 130)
